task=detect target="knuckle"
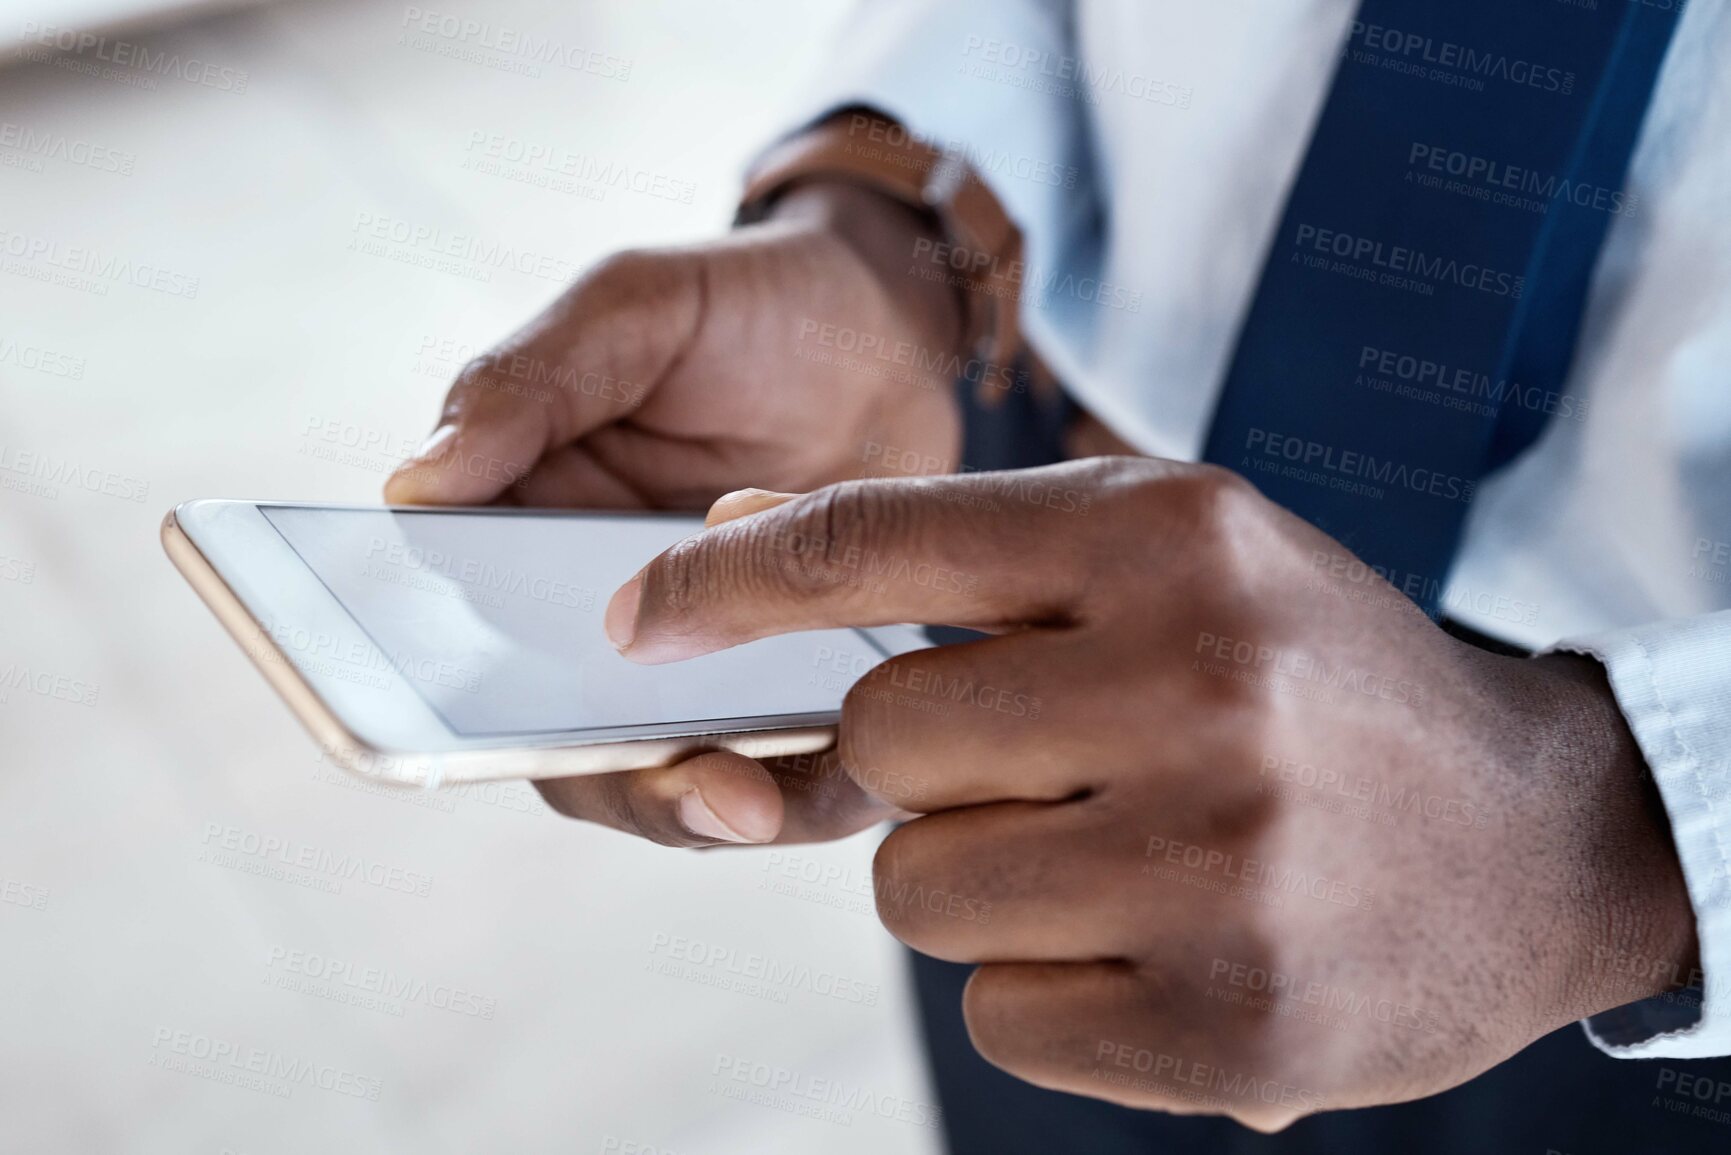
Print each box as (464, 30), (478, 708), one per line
(1139, 464), (1268, 607)
(1191, 768), (1284, 855)
(871, 824), (933, 943)
(1082, 456), (1253, 533)
(637, 515), (793, 629)
(609, 775), (690, 847)
(578, 246), (691, 325)
(798, 480), (907, 561)
(1175, 466), (1261, 550)
(1214, 1020), (1311, 1124)
(641, 535), (708, 623)
(1060, 453), (1172, 505)
(837, 659), (908, 785)
(1066, 452), (1166, 489)
(740, 495), (838, 597)
(535, 774), (683, 846)
(747, 481), (911, 601)
(1182, 638), (1278, 719)
(584, 246), (656, 289)
(958, 969), (1024, 1074)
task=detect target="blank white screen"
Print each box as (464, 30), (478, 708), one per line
(261, 507), (881, 736)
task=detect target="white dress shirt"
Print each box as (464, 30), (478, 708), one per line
(788, 0), (1731, 1059)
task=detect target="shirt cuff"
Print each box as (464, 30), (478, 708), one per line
(1548, 610), (1731, 1059)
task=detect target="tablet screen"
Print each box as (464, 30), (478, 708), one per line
(259, 507), (884, 737)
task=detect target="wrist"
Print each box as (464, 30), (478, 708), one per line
(766, 181), (966, 360)
(1528, 652), (1701, 1020)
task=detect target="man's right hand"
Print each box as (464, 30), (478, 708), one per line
(384, 180), (966, 847)
(383, 182), (965, 511)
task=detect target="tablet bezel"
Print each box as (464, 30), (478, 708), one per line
(164, 499), (929, 784)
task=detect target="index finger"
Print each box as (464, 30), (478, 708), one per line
(605, 462), (1126, 664)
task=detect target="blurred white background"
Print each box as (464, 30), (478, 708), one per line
(0, 1), (945, 1151)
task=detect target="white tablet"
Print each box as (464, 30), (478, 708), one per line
(162, 500), (928, 786)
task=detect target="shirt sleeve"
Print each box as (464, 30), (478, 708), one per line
(772, 0), (1093, 303)
(1549, 611), (1731, 1059)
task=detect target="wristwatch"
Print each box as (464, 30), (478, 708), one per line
(736, 108), (1027, 404)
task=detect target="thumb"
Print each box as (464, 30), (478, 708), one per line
(385, 249), (703, 506)
(534, 750), (786, 848)
(383, 389), (548, 505)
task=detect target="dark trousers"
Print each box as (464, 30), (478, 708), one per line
(918, 378), (1731, 1154)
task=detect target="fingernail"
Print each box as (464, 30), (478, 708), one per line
(677, 789), (758, 843)
(604, 572), (643, 650)
(412, 424), (458, 462)
(706, 488), (799, 527)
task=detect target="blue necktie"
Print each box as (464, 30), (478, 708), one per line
(1201, 2), (1680, 616)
